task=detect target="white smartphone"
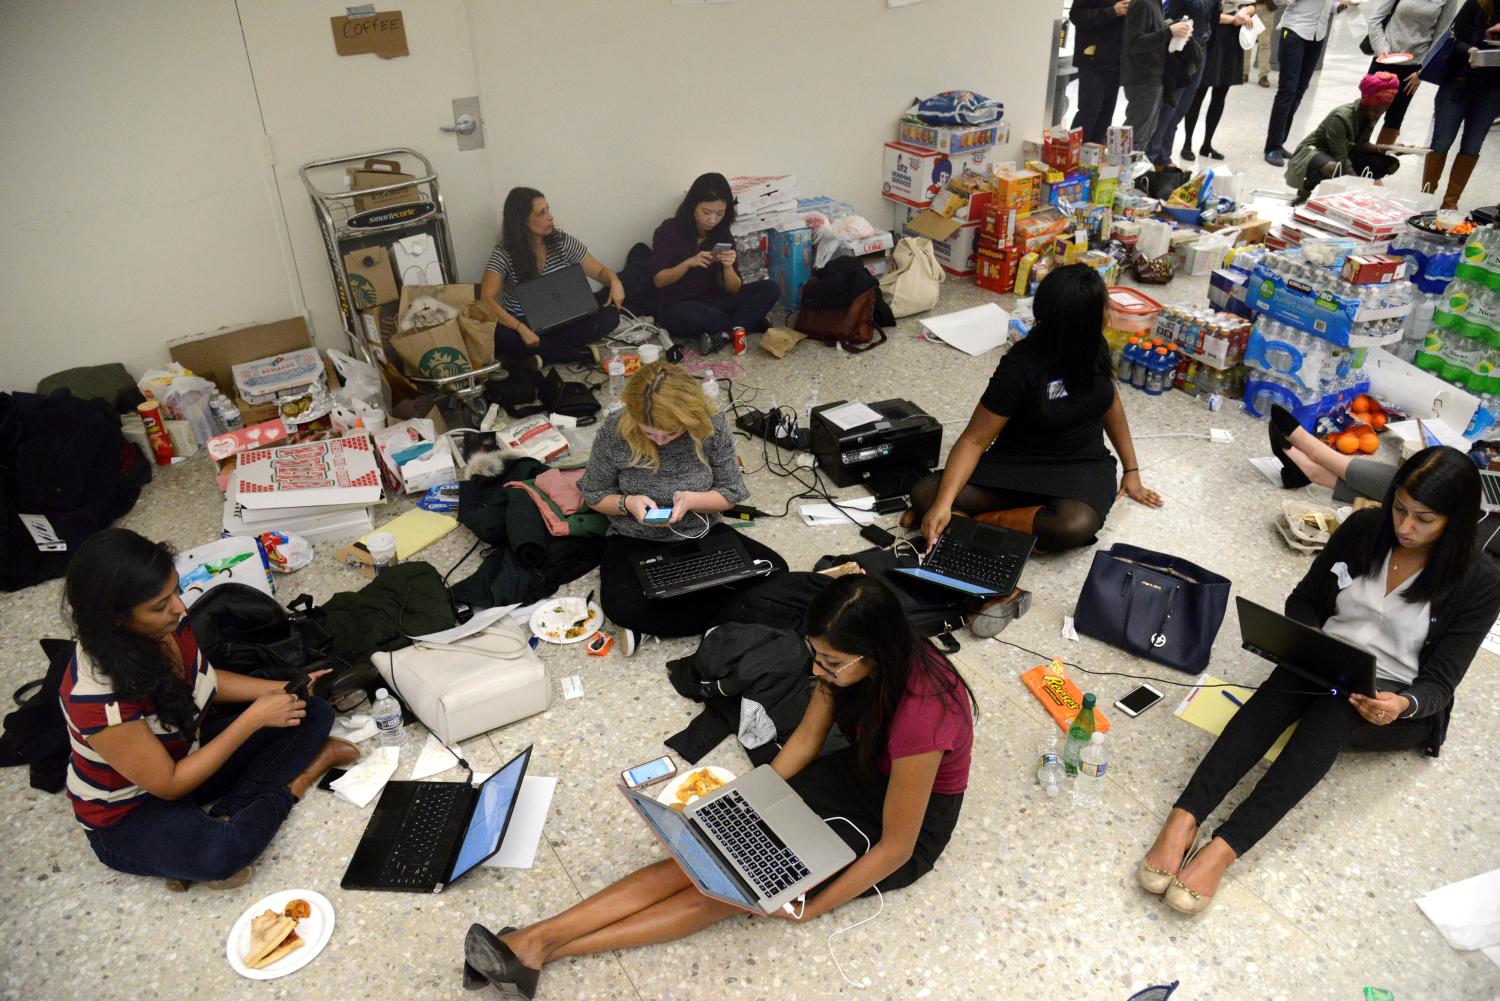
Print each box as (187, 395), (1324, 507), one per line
(1114, 683), (1164, 717)
(622, 755), (677, 789)
(712, 242), (733, 255)
(642, 507), (674, 524)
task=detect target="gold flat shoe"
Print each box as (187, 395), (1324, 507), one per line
(1136, 856), (1176, 895)
(1164, 875), (1214, 915)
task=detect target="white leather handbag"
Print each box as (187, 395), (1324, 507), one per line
(375, 620), (549, 744)
(879, 236), (944, 318)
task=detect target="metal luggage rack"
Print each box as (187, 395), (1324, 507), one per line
(300, 148), (503, 420)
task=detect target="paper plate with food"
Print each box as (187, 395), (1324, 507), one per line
(657, 766), (736, 812)
(226, 889), (334, 980)
(529, 596), (603, 645)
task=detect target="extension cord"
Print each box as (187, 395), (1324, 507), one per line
(735, 408), (808, 450)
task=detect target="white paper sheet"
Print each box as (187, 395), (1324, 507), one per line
(798, 495), (879, 527)
(1483, 617), (1500, 657)
(411, 604), (522, 644)
(1415, 868), (1500, 957)
(481, 775), (557, 870)
(918, 304), (1011, 356)
(820, 401), (884, 431)
(410, 734), (463, 780)
(1249, 456), (1286, 486)
(331, 714), (378, 744)
(330, 746), (401, 808)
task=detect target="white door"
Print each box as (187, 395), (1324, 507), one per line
(236, 0), (497, 349)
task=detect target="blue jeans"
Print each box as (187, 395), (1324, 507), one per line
(1430, 79), (1500, 157)
(85, 697), (334, 882)
(1264, 29), (1325, 153)
(1146, 54), (1209, 166)
(657, 280), (781, 342)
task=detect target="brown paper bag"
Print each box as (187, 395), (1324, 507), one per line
(390, 320), (473, 380)
(458, 303), (497, 369)
(348, 158), (417, 212)
(397, 283), (476, 330)
(343, 247), (399, 307)
(759, 326), (806, 359)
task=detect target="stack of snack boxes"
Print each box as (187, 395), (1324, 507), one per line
(882, 115), (1009, 277)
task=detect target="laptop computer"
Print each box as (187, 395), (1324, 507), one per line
(893, 517), (1035, 598)
(514, 265), (597, 333)
(1236, 597), (1377, 697)
(621, 765), (856, 915)
(342, 744), (532, 893)
(633, 533), (774, 599)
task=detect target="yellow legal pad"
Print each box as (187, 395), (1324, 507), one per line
(360, 508), (458, 560)
(1173, 675), (1298, 764)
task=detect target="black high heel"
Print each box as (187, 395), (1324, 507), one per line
(1200, 145), (1225, 161)
(1180, 146), (1196, 163)
(464, 925), (538, 997)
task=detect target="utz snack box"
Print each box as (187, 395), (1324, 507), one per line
(882, 141), (989, 209)
(897, 117), (1009, 155)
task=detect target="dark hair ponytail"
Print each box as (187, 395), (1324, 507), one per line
(500, 186), (547, 282)
(62, 528), (200, 738)
(1357, 445), (1481, 606)
(803, 575), (976, 776)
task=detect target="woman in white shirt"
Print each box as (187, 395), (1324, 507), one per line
(1137, 446), (1500, 915)
(1362, 0), (1460, 148)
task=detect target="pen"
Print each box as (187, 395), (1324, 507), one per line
(1223, 691), (1243, 708)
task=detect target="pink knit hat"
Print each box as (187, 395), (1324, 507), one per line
(1359, 72), (1401, 107)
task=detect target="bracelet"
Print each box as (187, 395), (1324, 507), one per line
(1123, 467), (1139, 474)
(617, 494), (628, 516)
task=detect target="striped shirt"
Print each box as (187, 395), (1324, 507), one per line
(484, 231), (590, 326)
(59, 624), (217, 830)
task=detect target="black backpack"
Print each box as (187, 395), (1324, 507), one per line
(0, 639), (76, 793)
(617, 241), (658, 318)
(185, 584), (338, 681)
(798, 256), (896, 329)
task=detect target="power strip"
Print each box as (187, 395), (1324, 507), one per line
(735, 408), (808, 450)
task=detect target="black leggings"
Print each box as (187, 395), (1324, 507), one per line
(1183, 84), (1230, 151)
(495, 305), (621, 366)
(599, 524), (790, 637)
(1174, 665), (1430, 856)
(909, 473), (1103, 552)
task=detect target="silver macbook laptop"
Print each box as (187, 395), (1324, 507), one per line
(514, 265), (597, 333)
(621, 765), (855, 914)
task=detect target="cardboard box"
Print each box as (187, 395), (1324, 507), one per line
(1043, 126), (1083, 171)
(232, 347), (325, 405)
(975, 245), (1020, 293)
(1341, 253), (1403, 285)
(882, 142), (988, 208)
(991, 166), (1041, 216)
(347, 158), (417, 212)
(169, 318), (314, 398)
(768, 227), (814, 313)
(360, 303), (399, 363)
(982, 205), (1018, 246)
(1043, 171), (1092, 208)
(1106, 125), (1133, 156)
(893, 204), (979, 276)
(1081, 142), (1105, 168)
(897, 118), (1008, 154)
(861, 254), (892, 278)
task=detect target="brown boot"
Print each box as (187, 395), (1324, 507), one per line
(975, 505), (1041, 534)
(1442, 154), (1478, 211)
(1375, 126), (1400, 149)
(289, 738), (361, 800)
(1422, 151), (1447, 196)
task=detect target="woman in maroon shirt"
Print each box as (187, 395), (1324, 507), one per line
(650, 172), (781, 355)
(462, 575), (975, 999)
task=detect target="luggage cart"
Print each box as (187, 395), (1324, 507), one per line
(299, 148), (461, 363)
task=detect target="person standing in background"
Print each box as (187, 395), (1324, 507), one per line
(1121, 0), (1196, 142)
(1363, 0), (1460, 148)
(1145, 0), (1219, 169)
(1071, 0), (1133, 145)
(1182, 4), (1260, 162)
(1420, 0), (1500, 208)
(1264, 0), (1350, 167)
(1249, 1), (1279, 86)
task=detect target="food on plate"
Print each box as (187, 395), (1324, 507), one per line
(675, 768), (727, 804)
(283, 898), (312, 920)
(245, 908), (304, 969)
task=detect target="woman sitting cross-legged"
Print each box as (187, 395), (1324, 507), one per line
(650, 172), (781, 355)
(462, 574), (976, 998)
(60, 529), (359, 891)
(1140, 446), (1500, 915)
(577, 361), (788, 652)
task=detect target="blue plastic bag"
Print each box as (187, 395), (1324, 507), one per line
(908, 90), (1004, 126)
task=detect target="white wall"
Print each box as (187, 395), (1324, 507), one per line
(469, 0), (1056, 271)
(0, 1), (297, 392)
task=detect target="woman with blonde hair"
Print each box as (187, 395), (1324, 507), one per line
(578, 362), (787, 651)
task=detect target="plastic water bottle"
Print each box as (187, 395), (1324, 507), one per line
(1072, 732), (1109, 807)
(606, 352), (626, 412)
(701, 374), (721, 410)
(1062, 693), (1098, 776)
(371, 687), (406, 749)
(1037, 733), (1065, 797)
(218, 395), (243, 431)
(803, 383), (821, 430)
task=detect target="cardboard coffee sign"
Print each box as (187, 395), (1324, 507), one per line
(330, 11), (409, 59)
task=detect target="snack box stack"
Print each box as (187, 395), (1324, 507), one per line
(231, 348), (334, 437)
(1041, 125), (1083, 173)
(223, 431), (384, 545)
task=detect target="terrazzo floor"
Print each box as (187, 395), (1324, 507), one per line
(5, 27), (1500, 1001)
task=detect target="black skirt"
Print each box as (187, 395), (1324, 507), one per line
(788, 746), (963, 895)
(1202, 22), (1248, 90)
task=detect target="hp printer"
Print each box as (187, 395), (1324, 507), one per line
(809, 399), (941, 493)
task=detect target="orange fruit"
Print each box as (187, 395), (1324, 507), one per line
(1358, 434), (1379, 454)
(1335, 432), (1360, 454)
(1370, 411), (1387, 430)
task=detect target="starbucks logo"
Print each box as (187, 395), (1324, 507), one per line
(419, 346), (471, 379)
(349, 274), (377, 307)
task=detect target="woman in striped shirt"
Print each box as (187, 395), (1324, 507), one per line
(481, 186), (625, 366)
(59, 529), (358, 891)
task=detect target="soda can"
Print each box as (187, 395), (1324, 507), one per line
(1206, 393), (1223, 413)
(731, 326), (747, 355)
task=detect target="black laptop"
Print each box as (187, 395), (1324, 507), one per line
(633, 533), (775, 599)
(1236, 597), (1377, 697)
(514, 265), (597, 333)
(893, 518), (1035, 598)
(342, 745), (532, 893)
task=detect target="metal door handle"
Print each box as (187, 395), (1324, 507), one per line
(440, 114), (477, 136)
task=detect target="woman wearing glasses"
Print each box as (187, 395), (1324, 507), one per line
(462, 575), (976, 999)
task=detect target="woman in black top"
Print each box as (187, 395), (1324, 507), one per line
(910, 264), (1162, 559)
(1140, 447), (1500, 916)
(1180, 4), (1258, 162)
